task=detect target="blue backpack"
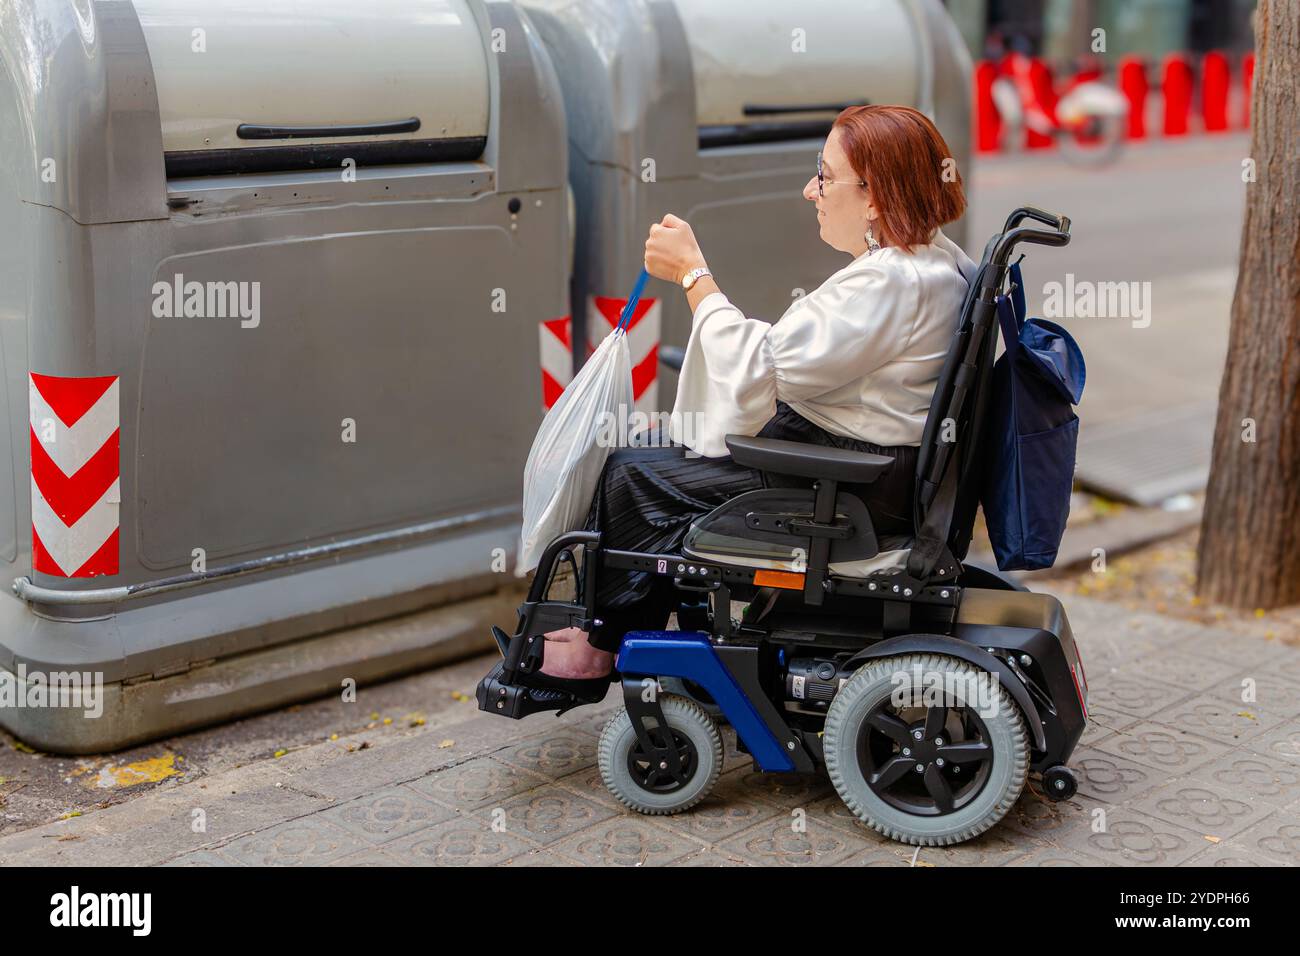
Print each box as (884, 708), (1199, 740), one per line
(981, 261), (1086, 571)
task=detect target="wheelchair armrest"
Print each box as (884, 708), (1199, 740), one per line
(725, 434), (895, 484)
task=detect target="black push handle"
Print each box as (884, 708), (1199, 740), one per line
(990, 225), (1070, 269)
(1002, 206), (1071, 236)
(236, 117), (422, 140)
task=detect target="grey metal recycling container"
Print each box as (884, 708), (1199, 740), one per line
(0, 0), (570, 752)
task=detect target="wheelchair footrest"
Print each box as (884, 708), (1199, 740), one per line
(476, 660), (584, 719)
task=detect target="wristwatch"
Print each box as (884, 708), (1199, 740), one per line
(680, 266), (712, 291)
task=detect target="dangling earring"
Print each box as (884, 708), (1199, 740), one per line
(865, 220), (881, 255)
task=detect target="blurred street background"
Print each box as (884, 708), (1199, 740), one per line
(973, 132), (1243, 431)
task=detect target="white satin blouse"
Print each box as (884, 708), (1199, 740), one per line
(668, 228), (977, 459)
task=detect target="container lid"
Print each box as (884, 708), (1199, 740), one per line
(674, 0), (920, 128)
(135, 0), (490, 155)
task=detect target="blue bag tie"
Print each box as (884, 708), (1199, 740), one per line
(616, 268), (650, 333)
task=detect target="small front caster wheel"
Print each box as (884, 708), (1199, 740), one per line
(598, 694), (722, 814)
(1042, 764), (1078, 801)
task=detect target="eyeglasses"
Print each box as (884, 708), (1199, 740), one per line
(816, 150), (868, 197)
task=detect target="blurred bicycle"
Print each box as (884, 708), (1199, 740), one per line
(991, 53), (1129, 166)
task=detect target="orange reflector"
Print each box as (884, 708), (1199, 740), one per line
(753, 569), (806, 590)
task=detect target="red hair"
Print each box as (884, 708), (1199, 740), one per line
(832, 105), (966, 252)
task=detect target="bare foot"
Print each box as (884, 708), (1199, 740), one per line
(541, 627), (614, 679)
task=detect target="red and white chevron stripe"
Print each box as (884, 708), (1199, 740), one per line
(587, 294), (660, 414)
(539, 314), (572, 410)
(29, 373), (120, 578)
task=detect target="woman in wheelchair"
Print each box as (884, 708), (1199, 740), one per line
(484, 105), (1087, 846)
(538, 105), (975, 687)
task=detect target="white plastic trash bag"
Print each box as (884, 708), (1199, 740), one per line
(515, 326), (634, 576)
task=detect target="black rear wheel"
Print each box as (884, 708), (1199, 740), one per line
(824, 653), (1029, 845)
(858, 700), (994, 816)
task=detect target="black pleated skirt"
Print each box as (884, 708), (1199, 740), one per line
(581, 401), (919, 651)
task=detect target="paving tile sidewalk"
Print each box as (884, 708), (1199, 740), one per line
(2, 595), (1296, 867)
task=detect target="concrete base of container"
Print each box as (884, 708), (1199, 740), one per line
(0, 583), (524, 755)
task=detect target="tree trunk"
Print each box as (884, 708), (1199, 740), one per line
(1196, 0), (1300, 609)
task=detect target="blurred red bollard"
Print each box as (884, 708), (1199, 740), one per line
(1161, 53), (1193, 135)
(1118, 56), (1148, 139)
(1241, 52), (1255, 128)
(974, 60), (1001, 152)
(1201, 51), (1230, 131)
(1026, 57), (1057, 149)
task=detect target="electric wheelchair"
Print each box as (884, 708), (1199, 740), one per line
(478, 208), (1089, 846)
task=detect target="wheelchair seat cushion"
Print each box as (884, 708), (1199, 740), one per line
(684, 533), (914, 578)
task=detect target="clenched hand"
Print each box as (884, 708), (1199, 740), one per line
(644, 214), (708, 284)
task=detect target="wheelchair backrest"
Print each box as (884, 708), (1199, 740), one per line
(911, 209), (1072, 571)
(911, 236), (998, 559)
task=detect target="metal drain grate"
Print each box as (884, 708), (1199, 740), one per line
(1074, 401), (1217, 506)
